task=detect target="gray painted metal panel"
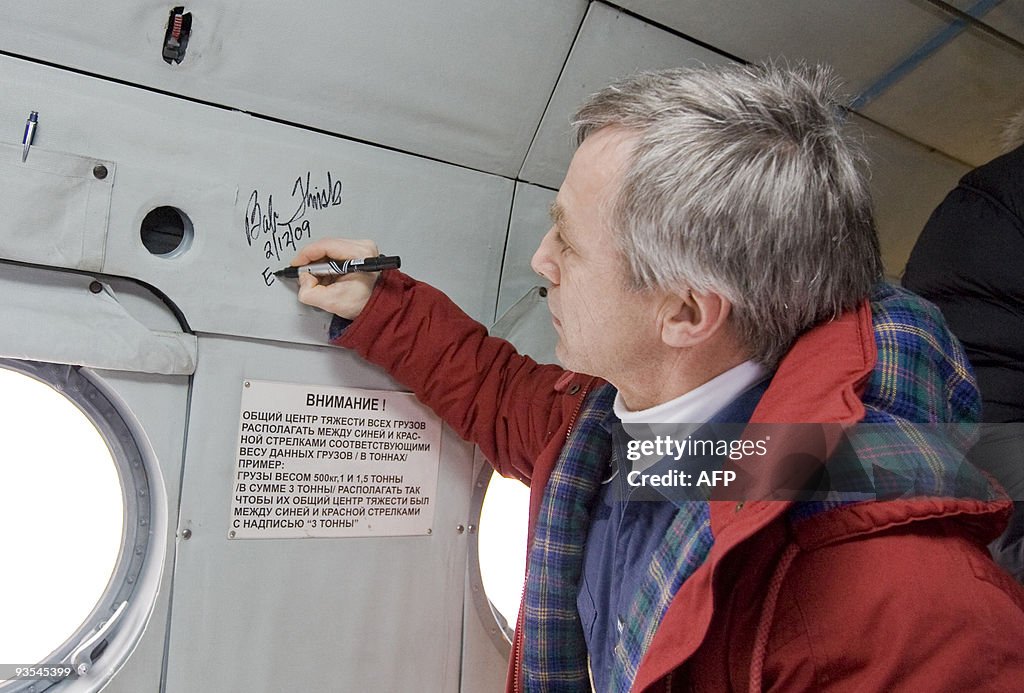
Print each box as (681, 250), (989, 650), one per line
(492, 287), (559, 366)
(1, 55), (513, 343)
(166, 335), (475, 693)
(496, 183), (557, 320)
(87, 368), (189, 693)
(0, 268), (195, 375)
(0, 0), (588, 177)
(852, 115), (969, 277)
(519, 2), (730, 189)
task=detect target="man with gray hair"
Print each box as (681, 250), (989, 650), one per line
(291, 63), (1024, 691)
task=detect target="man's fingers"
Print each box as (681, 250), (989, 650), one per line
(290, 238), (379, 267)
(296, 277), (349, 315)
(293, 261), (377, 319)
(296, 272), (319, 292)
(295, 278), (329, 312)
(290, 238), (383, 319)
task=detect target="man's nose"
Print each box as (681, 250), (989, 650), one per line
(531, 227), (560, 284)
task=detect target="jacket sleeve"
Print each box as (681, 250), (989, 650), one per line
(333, 269), (567, 483)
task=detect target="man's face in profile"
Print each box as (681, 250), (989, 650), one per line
(531, 127), (665, 390)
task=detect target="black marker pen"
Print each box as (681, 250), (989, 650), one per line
(273, 255), (401, 279)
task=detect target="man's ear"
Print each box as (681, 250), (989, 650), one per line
(660, 289), (732, 348)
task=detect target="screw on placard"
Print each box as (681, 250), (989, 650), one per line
(92, 164), (108, 180)
(456, 525), (465, 534)
(181, 529), (192, 540)
(467, 524), (477, 534)
(89, 281), (103, 294)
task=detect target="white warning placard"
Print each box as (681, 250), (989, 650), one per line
(229, 379), (442, 539)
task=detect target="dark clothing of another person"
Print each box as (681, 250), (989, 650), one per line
(903, 143), (1024, 580)
(904, 143), (1024, 424)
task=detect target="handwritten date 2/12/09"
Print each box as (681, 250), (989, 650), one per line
(244, 171), (344, 286)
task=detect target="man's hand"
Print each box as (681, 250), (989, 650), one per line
(290, 238), (382, 320)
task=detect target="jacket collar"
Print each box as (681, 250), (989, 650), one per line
(633, 288), (1012, 691)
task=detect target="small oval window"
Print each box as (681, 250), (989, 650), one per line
(0, 365), (124, 683)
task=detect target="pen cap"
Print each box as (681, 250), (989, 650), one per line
(355, 255), (401, 272)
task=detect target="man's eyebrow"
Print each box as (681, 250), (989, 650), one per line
(548, 201), (565, 228)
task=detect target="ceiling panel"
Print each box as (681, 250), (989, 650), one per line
(615, 0), (949, 91)
(0, 0), (588, 177)
(619, 0), (1024, 166)
(520, 2), (729, 188)
(859, 27), (1024, 166)
(949, 0), (1024, 45)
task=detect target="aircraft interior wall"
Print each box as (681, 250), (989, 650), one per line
(1, 1), (1022, 692)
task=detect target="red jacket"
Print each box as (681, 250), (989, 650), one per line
(337, 271), (1024, 692)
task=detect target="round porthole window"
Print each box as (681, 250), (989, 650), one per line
(469, 467), (530, 651)
(0, 360), (157, 691)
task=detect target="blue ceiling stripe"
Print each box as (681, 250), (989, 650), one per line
(849, 0), (1003, 111)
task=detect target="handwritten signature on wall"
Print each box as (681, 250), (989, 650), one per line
(244, 171), (343, 286)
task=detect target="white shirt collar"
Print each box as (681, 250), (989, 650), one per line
(610, 360), (770, 475)
(613, 360), (769, 426)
